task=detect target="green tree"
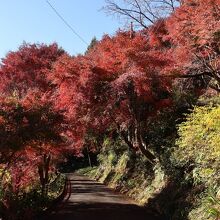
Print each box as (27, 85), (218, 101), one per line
(85, 37), (98, 54)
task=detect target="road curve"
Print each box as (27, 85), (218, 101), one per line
(43, 173), (161, 220)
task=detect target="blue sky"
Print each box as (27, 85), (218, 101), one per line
(0, 0), (122, 59)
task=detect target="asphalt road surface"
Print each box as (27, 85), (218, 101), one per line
(43, 173), (162, 220)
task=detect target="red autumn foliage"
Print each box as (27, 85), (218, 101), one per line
(47, 30), (173, 162)
(165, 0), (220, 90)
(0, 1), (219, 216)
(0, 42), (64, 95)
(0, 90), (71, 214)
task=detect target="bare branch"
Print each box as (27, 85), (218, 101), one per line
(103, 0), (180, 29)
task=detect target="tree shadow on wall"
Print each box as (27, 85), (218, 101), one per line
(144, 171), (205, 220)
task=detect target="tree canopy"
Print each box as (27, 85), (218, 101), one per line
(0, 0), (219, 218)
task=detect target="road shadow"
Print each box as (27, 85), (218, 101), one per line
(41, 174), (162, 220)
(47, 202), (161, 220)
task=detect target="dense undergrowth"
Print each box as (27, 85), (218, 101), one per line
(79, 95), (220, 220)
(0, 173), (66, 220)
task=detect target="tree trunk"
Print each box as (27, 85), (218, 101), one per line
(38, 154), (51, 196)
(135, 122), (156, 164)
(86, 145), (92, 167)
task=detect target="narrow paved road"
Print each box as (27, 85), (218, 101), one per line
(44, 173), (161, 220)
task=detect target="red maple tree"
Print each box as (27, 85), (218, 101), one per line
(166, 0), (220, 91)
(0, 42), (64, 96)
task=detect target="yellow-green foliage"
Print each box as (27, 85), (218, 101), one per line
(174, 105), (220, 186)
(173, 103), (220, 220)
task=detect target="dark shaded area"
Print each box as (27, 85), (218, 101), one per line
(41, 174), (162, 220)
(58, 151), (98, 172)
(144, 174), (205, 220)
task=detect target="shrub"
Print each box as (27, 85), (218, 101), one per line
(174, 104), (220, 187)
(173, 98), (220, 219)
(0, 173), (66, 220)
